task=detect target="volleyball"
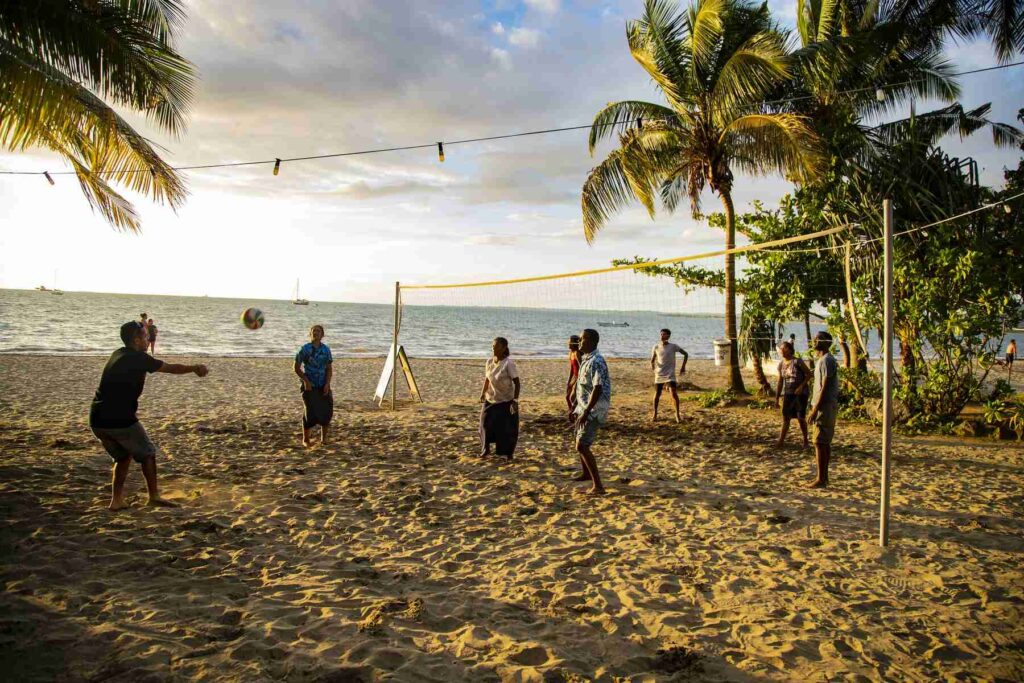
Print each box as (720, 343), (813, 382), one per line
(241, 307), (265, 330)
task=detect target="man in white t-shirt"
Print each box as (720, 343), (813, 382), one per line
(650, 328), (688, 422)
(479, 337), (521, 458)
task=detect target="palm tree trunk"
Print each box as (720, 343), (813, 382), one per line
(721, 191), (746, 393)
(840, 337), (852, 368)
(751, 351), (771, 395)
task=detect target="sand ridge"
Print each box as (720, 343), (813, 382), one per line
(0, 355), (1022, 681)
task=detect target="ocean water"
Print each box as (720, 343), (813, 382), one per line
(0, 288), (874, 359)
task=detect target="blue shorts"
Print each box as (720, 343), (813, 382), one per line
(575, 414), (602, 448)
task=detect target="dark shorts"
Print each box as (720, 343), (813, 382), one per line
(812, 402), (838, 446)
(782, 393), (809, 420)
(302, 388), (334, 428)
(1008, 353), (1015, 364)
(654, 380), (678, 390)
(91, 422), (157, 463)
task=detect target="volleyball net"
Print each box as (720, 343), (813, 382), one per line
(375, 224), (852, 404)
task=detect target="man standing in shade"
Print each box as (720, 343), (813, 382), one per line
(294, 324), (333, 447)
(650, 328), (688, 422)
(90, 321), (208, 510)
(572, 328), (611, 495)
(807, 331), (840, 488)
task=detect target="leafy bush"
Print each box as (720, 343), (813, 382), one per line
(695, 390), (735, 408)
(1007, 401), (1024, 440)
(982, 399), (1008, 426)
(989, 379), (1016, 401)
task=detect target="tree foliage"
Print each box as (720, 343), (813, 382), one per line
(0, 0), (197, 232)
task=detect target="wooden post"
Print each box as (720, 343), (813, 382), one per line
(392, 281), (399, 411)
(879, 199), (894, 547)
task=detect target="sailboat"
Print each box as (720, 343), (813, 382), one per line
(292, 278), (309, 305)
(51, 270), (63, 295)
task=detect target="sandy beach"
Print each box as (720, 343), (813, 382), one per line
(1, 354), (1022, 682)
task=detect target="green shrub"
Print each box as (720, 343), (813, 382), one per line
(696, 389), (735, 408)
(989, 379), (1015, 401)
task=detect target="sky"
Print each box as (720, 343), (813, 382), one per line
(1, 0), (1022, 304)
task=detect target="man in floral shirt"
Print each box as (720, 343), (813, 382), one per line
(294, 324), (333, 447)
(572, 328), (611, 494)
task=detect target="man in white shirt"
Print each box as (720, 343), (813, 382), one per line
(650, 328), (688, 422)
(479, 337), (521, 459)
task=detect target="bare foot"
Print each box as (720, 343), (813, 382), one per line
(302, 439), (313, 448)
(651, 414), (658, 422)
(675, 413), (681, 423)
(571, 472), (591, 482)
(108, 500), (129, 511)
(772, 441), (785, 449)
(147, 497), (179, 507)
(802, 441), (810, 449)
(805, 479), (827, 489)
(588, 486), (607, 496)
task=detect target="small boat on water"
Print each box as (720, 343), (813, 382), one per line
(292, 278), (309, 305)
(35, 285), (49, 292)
(597, 321), (629, 327)
(50, 270), (63, 295)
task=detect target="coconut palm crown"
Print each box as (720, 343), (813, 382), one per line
(0, 0), (197, 232)
(582, 0), (823, 392)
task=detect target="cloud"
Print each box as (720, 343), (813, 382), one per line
(466, 234), (520, 246)
(490, 47), (512, 70)
(508, 27), (541, 48)
(330, 180), (447, 199)
(491, 21), (505, 36)
(525, 0), (560, 14)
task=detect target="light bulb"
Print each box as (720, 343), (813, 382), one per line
(875, 88), (885, 102)
(437, 142), (445, 163)
(44, 171), (54, 186)
(273, 158), (281, 176)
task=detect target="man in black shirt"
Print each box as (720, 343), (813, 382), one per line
(90, 321), (208, 510)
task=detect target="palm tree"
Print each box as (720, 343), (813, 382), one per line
(0, 0), (196, 232)
(582, 0), (823, 392)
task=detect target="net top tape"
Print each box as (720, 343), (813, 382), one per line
(401, 224), (850, 290)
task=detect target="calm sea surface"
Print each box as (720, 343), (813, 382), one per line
(0, 288), (879, 359)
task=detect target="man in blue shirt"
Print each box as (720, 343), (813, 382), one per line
(572, 328), (611, 495)
(294, 324), (333, 447)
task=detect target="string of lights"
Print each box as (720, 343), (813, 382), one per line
(2, 61), (1021, 181)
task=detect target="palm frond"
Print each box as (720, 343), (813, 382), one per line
(710, 31), (791, 116)
(869, 102), (1024, 149)
(627, 0), (694, 104)
(588, 100), (679, 153)
(723, 112), (823, 181)
(0, 0), (196, 135)
(582, 150), (637, 243)
(685, 0), (727, 71)
(0, 43), (188, 231)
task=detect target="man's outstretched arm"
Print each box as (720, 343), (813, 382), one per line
(157, 362), (208, 376)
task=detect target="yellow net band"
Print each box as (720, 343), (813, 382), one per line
(401, 224), (849, 290)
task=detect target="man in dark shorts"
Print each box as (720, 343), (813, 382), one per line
(1007, 339), (1017, 379)
(774, 341), (810, 448)
(90, 321), (209, 510)
(294, 324), (333, 447)
(650, 328), (688, 422)
(146, 318), (158, 354)
(806, 331), (839, 488)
